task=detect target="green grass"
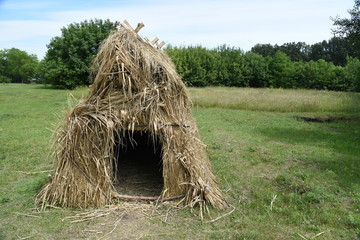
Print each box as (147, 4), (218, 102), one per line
(1, 84), (359, 239)
(189, 87), (360, 112)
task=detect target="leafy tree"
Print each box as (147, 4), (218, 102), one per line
(252, 42), (310, 62)
(166, 43), (359, 91)
(292, 60), (348, 91)
(252, 39), (354, 66)
(309, 40), (332, 63)
(243, 52), (269, 87)
(326, 37), (355, 66)
(310, 60), (335, 90)
(291, 61), (308, 88)
(345, 56), (360, 91)
(308, 38), (356, 66)
(0, 48), (38, 83)
(268, 51), (294, 88)
(251, 44), (278, 58)
(333, 0), (360, 56)
(328, 65), (348, 91)
(39, 19), (119, 89)
(0, 52), (9, 83)
(216, 45), (247, 87)
(278, 42), (309, 62)
(165, 45), (219, 87)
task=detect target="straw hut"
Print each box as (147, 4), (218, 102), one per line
(36, 21), (226, 210)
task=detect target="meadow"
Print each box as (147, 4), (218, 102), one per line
(0, 84), (359, 239)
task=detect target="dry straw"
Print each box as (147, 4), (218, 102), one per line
(36, 21), (227, 210)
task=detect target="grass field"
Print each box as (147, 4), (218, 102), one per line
(0, 84), (359, 240)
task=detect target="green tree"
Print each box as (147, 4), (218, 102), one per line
(268, 51), (294, 88)
(165, 45), (219, 87)
(39, 19), (119, 89)
(165, 42), (359, 91)
(0, 48), (38, 83)
(309, 40), (332, 63)
(216, 45), (247, 87)
(251, 43), (278, 58)
(309, 38), (355, 66)
(278, 42), (310, 62)
(292, 61), (309, 88)
(243, 52), (269, 87)
(328, 65), (348, 91)
(310, 60), (335, 90)
(345, 57), (360, 91)
(327, 37), (355, 66)
(292, 60), (347, 90)
(333, 0), (360, 57)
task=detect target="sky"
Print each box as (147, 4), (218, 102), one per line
(0, 0), (355, 60)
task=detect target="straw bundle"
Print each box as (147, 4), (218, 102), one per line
(36, 21), (226, 210)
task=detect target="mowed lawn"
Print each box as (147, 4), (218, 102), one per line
(0, 84), (359, 240)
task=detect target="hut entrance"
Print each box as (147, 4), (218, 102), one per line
(114, 130), (163, 197)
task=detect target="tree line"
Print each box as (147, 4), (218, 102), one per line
(0, 48), (38, 83)
(2, 40), (358, 91)
(164, 44), (360, 91)
(251, 37), (354, 66)
(1, 0), (359, 91)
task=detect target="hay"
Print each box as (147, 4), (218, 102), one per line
(36, 21), (226, 210)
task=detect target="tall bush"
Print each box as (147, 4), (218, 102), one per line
(345, 57), (360, 91)
(39, 19), (119, 89)
(243, 52), (269, 87)
(268, 51), (294, 88)
(0, 48), (38, 83)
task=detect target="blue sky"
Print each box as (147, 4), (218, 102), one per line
(0, 0), (354, 60)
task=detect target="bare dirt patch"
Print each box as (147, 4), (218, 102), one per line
(295, 116), (357, 123)
(58, 203), (164, 240)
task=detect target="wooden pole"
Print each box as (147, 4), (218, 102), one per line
(157, 41), (166, 49)
(151, 37), (159, 45)
(113, 194), (185, 202)
(121, 20), (134, 32)
(134, 23), (145, 33)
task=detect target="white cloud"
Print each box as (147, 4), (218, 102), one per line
(0, 0), (354, 59)
(0, 20), (62, 41)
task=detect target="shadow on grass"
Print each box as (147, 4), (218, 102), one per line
(35, 84), (68, 90)
(258, 120), (359, 153)
(0, 231), (6, 240)
(257, 119), (360, 187)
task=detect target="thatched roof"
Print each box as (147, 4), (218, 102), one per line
(36, 21), (226, 211)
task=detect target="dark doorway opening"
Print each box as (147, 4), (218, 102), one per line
(114, 131), (163, 196)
